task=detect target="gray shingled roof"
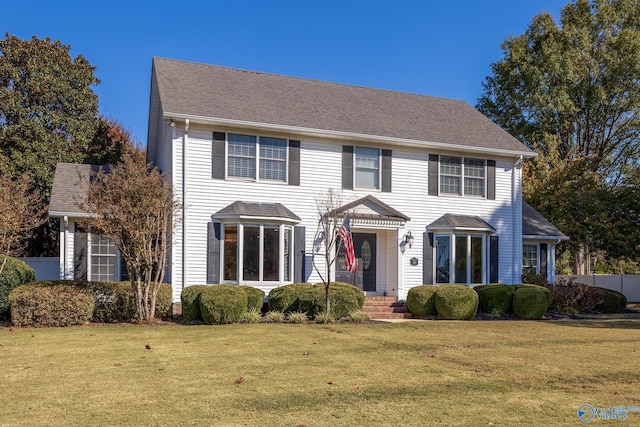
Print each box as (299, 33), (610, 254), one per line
(427, 214), (496, 232)
(214, 201), (301, 222)
(150, 57), (533, 157)
(49, 163), (97, 218)
(523, 202), (569, 240)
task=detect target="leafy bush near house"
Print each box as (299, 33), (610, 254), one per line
(540, 278), (603, 313)
(199, 285), (248, 325)
(267, 283), (313, 313)
(9, 284), (94, 327)
(433, 284), (479, 320)
(181, 285), (211, 321)
(596, 288), (627, 313)
(0, 256), (36, 320)
(512, 284), (550, 320)
(298, 282), (365, 319)
(406, 285), (437, 317)
(240, 286), (265, 312)
(474, 284), (514, 316)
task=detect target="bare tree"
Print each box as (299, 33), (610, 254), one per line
(82, 151), (180, 321)
(0, 173), (45, 274)
(312, 190), (354, 314)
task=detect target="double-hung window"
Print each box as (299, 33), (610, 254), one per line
(355, 147), (380, 189)
(89, 234), (119, 282)
(439, 156), (486, 197)
(523, 244), (538, 275)
(227, 133), (287, 182)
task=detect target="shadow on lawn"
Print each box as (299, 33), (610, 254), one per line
(550, 319), (640, 330)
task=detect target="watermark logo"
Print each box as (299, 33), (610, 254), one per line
(578, 404), (640, 422)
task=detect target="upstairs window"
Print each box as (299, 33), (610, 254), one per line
(227, 133), (287, 182)
(439, 156), (486, 197)
(355, 147), (380, 189)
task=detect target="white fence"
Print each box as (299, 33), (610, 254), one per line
(18, 257), (60, 281)
(557, 275), (640, 303)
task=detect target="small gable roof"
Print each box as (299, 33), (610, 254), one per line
(427, 214), (495, 233)
(329, 195), (410, 223)
(49, 163), (98, 218)
(149, 57), (533, 158)
(522, 202), (569, 240)
(214, 201), (301, 222)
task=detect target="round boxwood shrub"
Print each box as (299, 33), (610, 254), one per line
(474, 284), (514, 316)
(240, 286), (266, 312)
(596, 288), (627, 313)
(406, 285), (437, 317)
(268, 283), (313, 313)
(0, 256), (36, 320)
(512, 284), (550, 320)
(433, 284), (479, 320)
(9, 284), (94, 327)
(299, 282), (365, 319)
(181, 285), (210, 321)
(199, 285), (248, 325)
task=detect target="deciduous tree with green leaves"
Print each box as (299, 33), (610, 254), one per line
(477, 0), (640, 272)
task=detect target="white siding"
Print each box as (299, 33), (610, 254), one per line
(158, 124), (524, 302)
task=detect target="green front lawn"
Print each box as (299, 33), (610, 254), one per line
(2, 320), (639, 426)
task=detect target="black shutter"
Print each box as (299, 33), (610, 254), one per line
(428, 154), (439, 196)
(490, 236), (499, 283)
(487, 160), (496, 200)
(207, 222), (221, 283)
(294, 226), (306, 283)
(212, 132), (225, 180)
(539, 243), (548, 282)
(423, 232), (434, 284)
(289, 140), (300, 186)
(74, 229), (88, 281)
(342, 145), (353, 190)
(381, 149), (392, 192)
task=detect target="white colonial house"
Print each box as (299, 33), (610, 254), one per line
(49, 57), (568, 305)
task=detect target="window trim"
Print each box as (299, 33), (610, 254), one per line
(438, 155), (487, 198)
(87, 232), (121, 282)
(522, 243), (540, 275)
(354, 146), (381, 190)
(226, 133), (289, 183)
(221, 222), (294, 284)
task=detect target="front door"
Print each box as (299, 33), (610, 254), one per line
(335, 232), (376, 292)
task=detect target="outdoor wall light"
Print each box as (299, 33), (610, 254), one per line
(403, 231), (414, 249)
(169, 119), (175, 127)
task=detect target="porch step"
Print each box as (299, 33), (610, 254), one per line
(362, 296), (412, 320)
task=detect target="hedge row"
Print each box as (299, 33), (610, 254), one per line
(268, 282), (364, 319)
(0, 256), (37, 320)
(8, 280), (173, 327)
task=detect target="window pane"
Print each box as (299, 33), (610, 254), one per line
(90, 235), (117, 282)
(440, 156), (461, 175)
(283, 227), (291, 282)
(224, 226), (238, 281)
(243, 226), (260, 281)
(464, 158), (485, 197)
(263, 226), (279, 281)
(259, 137), (286, 182)
(455, 235), (467, 284)
(464, 158), (485, 177)
(435, 235), (450, 283)
(471, 236), (483, 284)
(523, 244), (538, 274)
(464, 177), (484, 197)
(440, 176), (461, 195)
(440, 156), (462, 195)
(355, 147), (379, 189)
(228, 134), (256, 179)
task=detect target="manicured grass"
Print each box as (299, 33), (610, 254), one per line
(1, 320), (640, 426)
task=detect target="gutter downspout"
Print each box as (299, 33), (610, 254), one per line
(62, 216), (69, 279)
(182, 119), (190, 292)
(512, 155), (523, 284)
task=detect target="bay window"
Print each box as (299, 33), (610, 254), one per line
(435, 233), (487, 284)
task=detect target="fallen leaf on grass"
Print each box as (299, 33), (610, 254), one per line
(89, 334), (95, 337)
(145, 344), (151, 350)
(114, 363), (122, 367)
(235, 377), (245, 385)
(302, 352), (310, 356)
(158, 368), (164, 371)
(328, 381), (335, 385)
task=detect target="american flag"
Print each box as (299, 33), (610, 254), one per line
(339, 215), (357, 273)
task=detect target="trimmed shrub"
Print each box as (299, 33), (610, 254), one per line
(512, 284), (550, 320)
(541, 278), (603, 313)
(268, 283), (313, 313)
(596, 288), (627, 313)
(433, 284), (479, 320)
(181, 285), (210, 321)
(199, 285), (248, 325)
(0, 256), (36, 320)
(299, 282), (364, 319)
(406, 285), (437, 317)
(9, 284), (94, 327)
(474, 284), (514, 316)
(240, 286), (265, 312)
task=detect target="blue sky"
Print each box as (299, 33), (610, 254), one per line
(4, 0), (568, 146)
